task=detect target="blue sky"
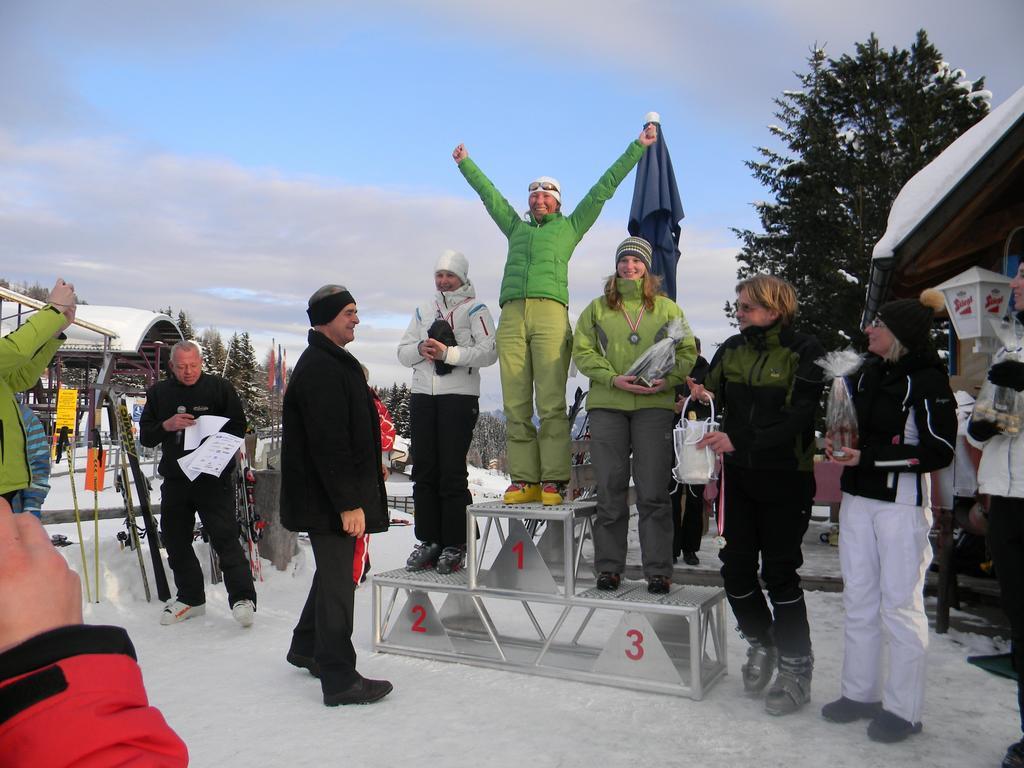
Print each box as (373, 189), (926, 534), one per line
(2, 1), (1021, 406)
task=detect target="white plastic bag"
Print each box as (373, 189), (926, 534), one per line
(672, 395), (719, 485)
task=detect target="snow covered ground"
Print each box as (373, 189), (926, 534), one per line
(41, 466), (1019, 768)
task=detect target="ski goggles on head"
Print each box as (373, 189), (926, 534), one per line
(528, 176), (561, 202)
(528, 181), (559, 192)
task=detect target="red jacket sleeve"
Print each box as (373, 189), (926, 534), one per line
(0, 626), (188, 768)
(374, 394), (396, 452)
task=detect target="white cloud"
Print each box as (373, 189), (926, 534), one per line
(0, 131), (742, 403)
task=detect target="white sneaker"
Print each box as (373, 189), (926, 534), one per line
(160, 601), (205, 625)
(231, 599), (256, 628)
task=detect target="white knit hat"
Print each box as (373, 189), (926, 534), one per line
(435, 250), (469, 284)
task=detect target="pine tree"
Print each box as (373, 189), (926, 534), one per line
(469, 412), (507, 469)
(383, 384), (400, 424)
(734, 30), (990, 351)
(224, 332), (268, 428)
(198, 328), (227, 376)
(176, 310), (195, 341)
(393, 384), (412, 439)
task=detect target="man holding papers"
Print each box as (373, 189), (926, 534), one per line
(140, 340), (257, 627)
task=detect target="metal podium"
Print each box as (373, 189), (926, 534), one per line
(372, 499), (728, 699)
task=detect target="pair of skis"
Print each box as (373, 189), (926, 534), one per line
(110, 398), (171, 603)
(235, 456), (265, 581)
(198, 453), (265, 584)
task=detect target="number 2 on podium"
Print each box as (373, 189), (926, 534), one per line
(411, 604), (427, 633)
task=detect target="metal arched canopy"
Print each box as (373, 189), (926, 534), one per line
(62, 305), (182, 354)
(60, 306), (183, 378)
(0, 287), (183, 378)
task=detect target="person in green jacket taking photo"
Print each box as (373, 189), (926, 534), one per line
(453, 123), (657, 506)
(1, 278), (76, 505)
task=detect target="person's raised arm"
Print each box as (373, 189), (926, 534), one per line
(46, 278), (77, 333)
(567, 128), (653, 238)
(453, 142), (521, 237)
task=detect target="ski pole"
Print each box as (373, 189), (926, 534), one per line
(91, 429), (103, 603)
(62, 430), (92, 603)
(118, 450), (151, 602)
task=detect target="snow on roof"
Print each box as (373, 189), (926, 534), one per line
(61, 305), (182, 354)
(872, 84), (1024, 263)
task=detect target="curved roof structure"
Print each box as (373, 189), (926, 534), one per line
(62, 305), (182, 355)
(864, 85), (1024, 324)
(0, 287), (183, 382)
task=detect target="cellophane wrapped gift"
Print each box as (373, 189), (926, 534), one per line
(625, 318), (685, 387)
(974, 316), (1024, 435)
(816, 348), (864, 459)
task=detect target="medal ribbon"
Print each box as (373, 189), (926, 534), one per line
(435, 296), (472, 327)
(622, 304), (646, 339)
(717, 461), (725, 540)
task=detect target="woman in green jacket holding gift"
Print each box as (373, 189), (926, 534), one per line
(572, 237), (697, 594)
(453, 125), (656, 506)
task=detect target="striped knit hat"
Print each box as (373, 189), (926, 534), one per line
(615, 236), (653, 271)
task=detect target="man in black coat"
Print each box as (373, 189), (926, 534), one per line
(140, 340), (257, 627)
(281, 284), (392, 706)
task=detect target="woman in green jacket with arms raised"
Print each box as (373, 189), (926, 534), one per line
(453, 124), (657, 506)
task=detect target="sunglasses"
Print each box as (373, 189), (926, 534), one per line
(735, 301), (765, 313)
(528, 181), (560, 193)
(869, 316), (886, 328)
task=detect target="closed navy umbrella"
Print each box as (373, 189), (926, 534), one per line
(628, 112), (684, 300)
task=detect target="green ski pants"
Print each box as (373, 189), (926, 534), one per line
(496, 298), (571, 484)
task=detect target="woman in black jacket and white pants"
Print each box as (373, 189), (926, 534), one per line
(822, 289), (956, 743)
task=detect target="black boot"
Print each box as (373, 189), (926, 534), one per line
(821, 696), (881, 723)
(1001, 738), (1024, 768)
(866, 709), (922, 743)
(765, 653), (813, 716)
(741, 637), (777, 694)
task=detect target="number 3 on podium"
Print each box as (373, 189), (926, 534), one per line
(625, 628), (645, 660)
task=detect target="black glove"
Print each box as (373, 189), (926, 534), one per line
(967, 418), (1002, 442)
(987, 360), (1024, 391)
(427, 319), (457, 376)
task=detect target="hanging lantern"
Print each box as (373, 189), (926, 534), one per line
(936, 266), (1013, 339)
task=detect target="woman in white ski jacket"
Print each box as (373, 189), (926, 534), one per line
(396, 250), (497, 575)
(967, 262), (1024, 768)
(822, 289), (956, 744)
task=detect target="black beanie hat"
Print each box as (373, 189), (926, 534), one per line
(307, 287), (355, 326)
(877, 289), (945, 350)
